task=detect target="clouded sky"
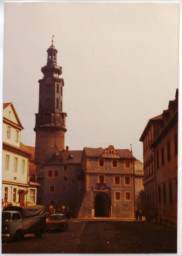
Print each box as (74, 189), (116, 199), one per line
(3, 2), (179, 161)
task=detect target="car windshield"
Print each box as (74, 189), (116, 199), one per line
(49, 215), (64, 220)
(2, 212), (11, 221)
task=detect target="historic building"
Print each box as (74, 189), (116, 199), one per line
(140, 90), (178, 225)
(34, 42), (144, 219)
(2, 103), (38, 207)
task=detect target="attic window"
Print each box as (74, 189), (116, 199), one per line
(7, 126), (11, 139)
(124, 160), (130, 168)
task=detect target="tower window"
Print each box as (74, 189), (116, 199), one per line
(57, 84), (59, 93)
(56, 98), (59, 109)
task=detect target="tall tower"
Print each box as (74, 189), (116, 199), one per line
(34, 39), (67, 164)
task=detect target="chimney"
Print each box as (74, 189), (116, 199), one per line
(66, 146), (69, 151)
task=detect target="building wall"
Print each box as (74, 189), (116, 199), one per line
(155, 122), (177, 225)
(78, 156), (136, 219)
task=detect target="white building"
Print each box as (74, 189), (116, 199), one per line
(2, 103), (38, 207)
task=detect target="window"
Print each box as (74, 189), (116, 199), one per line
(64, 165), (67, 171)
(13, 188), (16, 202)
(56, 98), (59, 109)
(7, 126), (11, 139)
(114, 176), (120, 185)
(174, 134), (178, 156)
(169, 182), (173, 203)
(48, 170), (53, 177)
(15, 130), (19, 142)
(161, 147), (165, 166)
(156, 151), (159, 169)
(163, 184), (166, 204)
(5, 155), (10, 170)
(54, 170), (58, 177)
(72, 179), (75, 183)
(30, 189), (36, 202)
(57, 84), (59, 93)
(124, 176), (131, 185)
(167, 141), (171, 161)
(99, 175), (104, 184)
(21, 159), (25, 174)
(125, 192), (131, 201)
(50, 186), (54, 192)
(64, 176), (68, 181)
(99, 159), (104, 167)
(14, 157), (18, 172)
(4, 187), (8, 202)
(158, 185), (161, 204)
(124, 160), (130, 168)
(115, 192), (121, 200)
(112, 159), (117, 167)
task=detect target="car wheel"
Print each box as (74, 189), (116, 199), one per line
(14, 230), (24, 241)
(35, 231), (42, 238)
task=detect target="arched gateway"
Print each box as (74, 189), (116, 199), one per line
(94, 193), (111, 217)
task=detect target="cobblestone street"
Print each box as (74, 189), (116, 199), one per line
(2, 220), (177, 254)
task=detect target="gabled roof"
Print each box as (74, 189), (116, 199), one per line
(3, 102), (24, 129)
(84, 146), (134, 159)
(139, 114), (163, 141)
(48, 150), (83, 165)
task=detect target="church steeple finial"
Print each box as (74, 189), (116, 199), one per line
(51, 35), (54, 45)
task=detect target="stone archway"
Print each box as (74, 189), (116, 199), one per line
(94, 193), (111, 217)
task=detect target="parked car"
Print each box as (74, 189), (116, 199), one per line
(46, 213), (69, 232)
(2, 205), (46, 241)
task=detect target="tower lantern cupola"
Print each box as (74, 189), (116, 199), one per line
(47, 43), (57, 66)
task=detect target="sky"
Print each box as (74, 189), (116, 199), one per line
(2, 1), (179, 162)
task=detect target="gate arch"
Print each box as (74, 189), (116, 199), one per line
(94, 193), (111, 217)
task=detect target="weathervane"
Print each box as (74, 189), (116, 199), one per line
(51, 35), (54, 45)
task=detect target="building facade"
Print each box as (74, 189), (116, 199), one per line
(35, 43), (144, 219)
(2, 103), (38, 207)
(140, 90), (178, 225)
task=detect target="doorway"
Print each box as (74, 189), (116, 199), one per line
(94, 193), (110, 217)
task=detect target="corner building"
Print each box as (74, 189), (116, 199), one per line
(35, 43), (144, 219)
(140, 90), (178, 225)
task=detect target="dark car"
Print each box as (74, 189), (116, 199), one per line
(46, 213), (69, 232)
